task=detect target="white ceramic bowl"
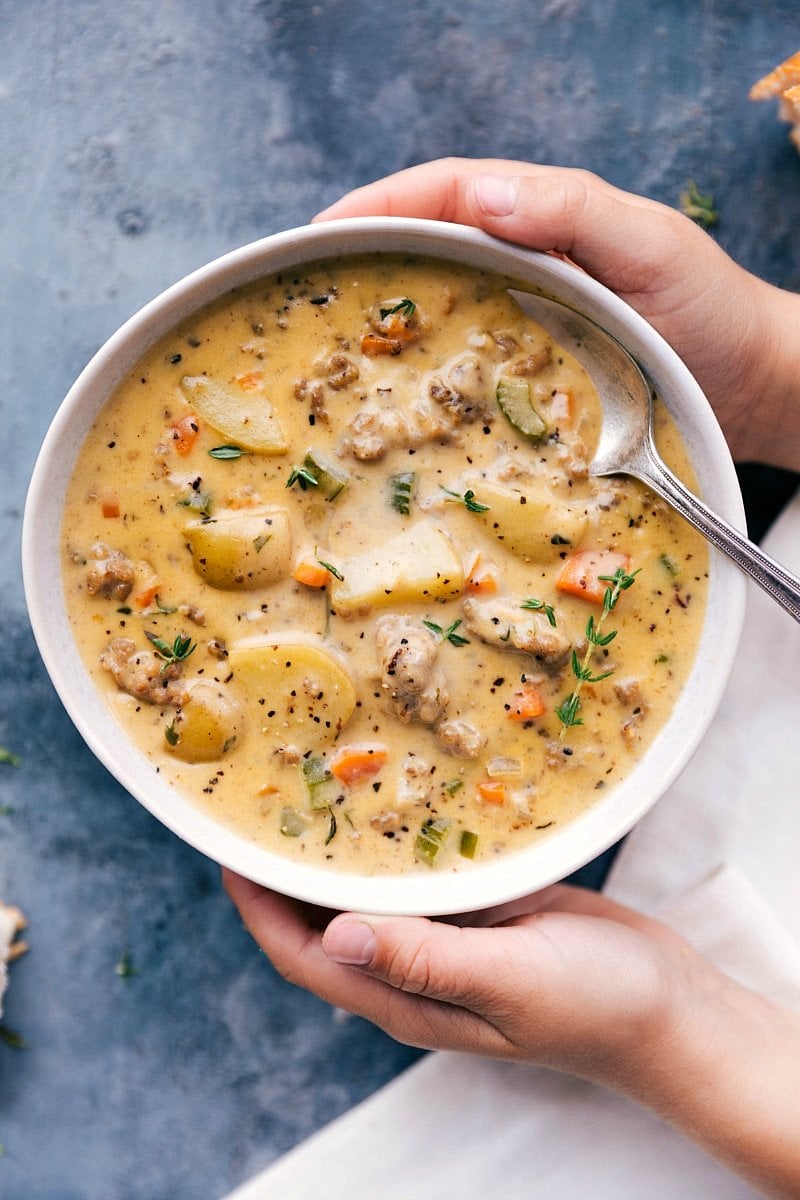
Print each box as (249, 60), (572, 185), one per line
(23, 218), (746, 915)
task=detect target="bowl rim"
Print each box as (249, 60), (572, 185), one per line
(22, 216), (747, 915)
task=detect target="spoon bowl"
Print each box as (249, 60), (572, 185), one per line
(511, 290), (800, 624)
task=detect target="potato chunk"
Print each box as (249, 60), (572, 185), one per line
(229, 635), (356, 747)
(167, 679), (244, 763)
(179, 375), (287, 454)
(471, 480), (589, 562)
(184, 506), (292, 590)
(330, 521), (463, 615)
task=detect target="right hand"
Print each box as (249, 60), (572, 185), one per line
(316, 158), (800, 469)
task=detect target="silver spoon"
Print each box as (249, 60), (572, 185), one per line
(510, 290), (800, 622)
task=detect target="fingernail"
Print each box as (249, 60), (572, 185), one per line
(324, 918), (377, 966)
(473, 175), (519, 217)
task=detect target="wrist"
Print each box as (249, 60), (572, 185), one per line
(727, 278), (800, 470)
(628, 960), (800, 1197)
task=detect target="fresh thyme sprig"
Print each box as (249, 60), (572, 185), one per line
(521, 597), (557, 627)
(556, 566), (640, 733)
(423, 618), (470, 647)
(379, 298), (416, 320)
(440, 486), (490, 513)
(315, 550), (344, 581)
(145, 631), (196, 673)
(599, 566), (640, 616)
(286, 464), (319, 491)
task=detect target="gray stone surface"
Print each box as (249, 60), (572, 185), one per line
(1, 2), (799, 1197)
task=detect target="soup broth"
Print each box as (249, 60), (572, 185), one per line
(61, 255), (707, 874)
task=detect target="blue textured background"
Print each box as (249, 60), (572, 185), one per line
(1, 3), (799, 1197)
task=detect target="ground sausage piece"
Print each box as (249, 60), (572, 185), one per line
(435, 718), (487, 759)
(508, 343), (553, 376)
(613, 676), (645, 708)
(462, 597), (571, 667)
(376, 615), (450, 725)
(428, 353), (495, 426)
(326, 353), (359, 391)
(100, 638), (187, 706)
(85, 544), (135, 601)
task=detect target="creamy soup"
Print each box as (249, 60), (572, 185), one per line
(61, 255), (707, 874)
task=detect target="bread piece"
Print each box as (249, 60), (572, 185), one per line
(0, 902), (27, 1018)
(750, 51), (800, 151)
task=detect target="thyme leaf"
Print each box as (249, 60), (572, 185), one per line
(423, 618), (470, 646)
(316, 554), (344, 581)
(599, 567), (641, 617)
(555, 692), (583, 728)
(440, 486), (490, 513)
(379, 298), (416, 320)
(521, 597), (557, 627)
(557, 566), (640, 734)
(145, 631), (196, 673)
(570, 649), (614, 684)
(208, 445), (246, 460)
(585, 615), (617, 647)
(286, 464), (319, 491)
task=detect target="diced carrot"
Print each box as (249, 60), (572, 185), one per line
(293, 558), (330, 589)
(257, 784), (280, 797)
(329, 743), (389, 787)
(99, 488), (120, 518)
(464, 551), (499, 595)
(507, 684), (546, 722)
(477, 780), (507, 806)
(235, 370), (264, 391)
(360, 333), (402, 357)
(135, 580), (161, 609)
(171, 414), (200, 457)
(556, 550), (631, 605)
(549, 389), (574, 426)
(378, 313), (419, 345)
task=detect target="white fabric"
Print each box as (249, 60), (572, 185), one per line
(223, 489), (800, 1200)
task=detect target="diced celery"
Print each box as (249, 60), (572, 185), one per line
(414, 817), (452, 867)
(300, 756), (338, 811)
(389, 471), (415, 515)
(459, 830), (479, 859)
(496, 376), (547, 440)
(279, 807), (307, 837)
(302, 450), (349, 500)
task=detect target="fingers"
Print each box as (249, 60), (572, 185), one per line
(314, 157), (698, 300)
(222, 869), (505, 1054)
(323, 908), (549, 1020)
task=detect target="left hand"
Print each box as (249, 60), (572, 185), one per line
(223, 870), (716, 1087)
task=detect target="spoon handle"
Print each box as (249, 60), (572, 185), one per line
(633, 447), (800, 623)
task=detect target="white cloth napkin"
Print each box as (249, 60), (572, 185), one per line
(224, 489), (800, 1200)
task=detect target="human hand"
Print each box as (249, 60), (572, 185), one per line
(315, 158), (800, 469)
(223, 872), (716, 1084)
(224, 870), (800, 1197)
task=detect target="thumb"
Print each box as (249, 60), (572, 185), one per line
(466, 170), (691, 300)
(322, 911), (524, 1009)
